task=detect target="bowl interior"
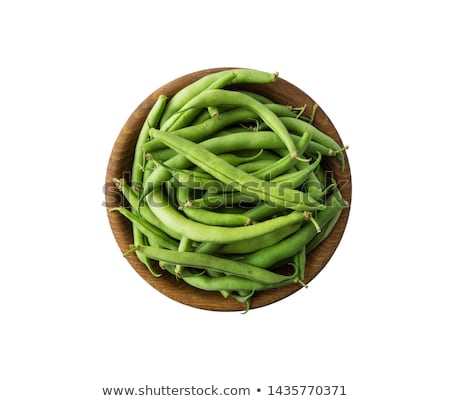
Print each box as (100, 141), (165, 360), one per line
(105, 67), (352, 311)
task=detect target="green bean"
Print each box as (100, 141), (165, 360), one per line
(292, 246), (306, 282)
(215, 149), (264, 166)
(302, 169), (324, 200)
(174, 235), (193, 278)
(314, 164), (330, 189)
(242, 202), (288, 222)
(176, 89), (298, 157)
(147, 132), (272, 165)
(109, 204), (171, 277)
(294, 130), (313, 158)
(147, 129), (332, 168)
(197, 131), (288, 153)
(208, 106), (220, 118)
(109, 206), (179, 250)
(250, 150), (296, 181)
(192, 241), (224, 255)
(132, 225), (162, 277)
(212, 205), (253, 214)
(217, 222), (302, 255)
(189, 150), (264, 175)
(305, 182), (345, 252)
(144, 148), (177, 163)
(162, 163), (228, 192)
(306, 208), (343, 253)
(270, 150), (323, 200)
(126, 245), (299, 285)
(149, 128), (323, 211)
(159, 68), (278, 127)
(237, 90), (273, 104)
(264, 103), (298, 118)
(164, 177), (179, 209)
(238, 189), (347, 268)
(145, 130), (305, 166)
(162, 71), (237, 131)
(240, 149), (281, 161)
(187, 191), (257, 210)
(113, 178), (182, 240)
(144, 108), (259, 154)
(303, 141), (349, 161)
(190, 108), (214, 125)
(158, 261), (205, 278)
(214, 102), (296, 118)
(271, 152), (322, 188)
(279, 117), (347, 170)
(131, 95), (167, 188)
(234, 159), (277, 174)
(140, 112), (273, 200)
(177, 185), (252, 227)
(146, 187), (309, 243)
(182, 274), (299, 292)
(142, 154), (156, 184)
(165, 245), (296, 303)
(164, 148), (285, 192)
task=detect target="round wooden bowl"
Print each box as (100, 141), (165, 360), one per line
(105, 67), (352, 312)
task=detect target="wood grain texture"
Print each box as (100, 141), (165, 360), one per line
(105, 67), (352, 312)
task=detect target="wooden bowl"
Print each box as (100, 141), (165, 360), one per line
(105, 67), (352, 311)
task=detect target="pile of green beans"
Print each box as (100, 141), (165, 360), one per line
(111, 68), (348, 311)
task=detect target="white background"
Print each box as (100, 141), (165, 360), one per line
(1, 1), (449, 400)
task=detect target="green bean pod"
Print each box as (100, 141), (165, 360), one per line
(235, 159), (279, 174)
(242, 202), (288, 222)
(279, 117), (347, 170)
(127, 245), (299, 285)
(271, 152), (322, 188)
(162, 71), (237, 131)
(305, 182), (345, 252)
(182, 274), (298, 292)
(159, 68), (278, 127)
(149, 128), (323, 211)
(238, 189), (347, 268)
(132, 225), (162, 277)
(306, 208), (343, 253)
(216, 222), (302, 254)
(187, 191), (257, 210)
(164, 164), (228, 192)
(292, 246), (306, 282)
(176, 89), (297, 157)
(131, 95), (167, 188)
(109, 206), (179, 250)
(176, 185), (252, 227)
(146, 187), (309, 243)
(144, 108), (260, 154)
(174, 235), (193, 278)
(113, 178), (182, 240)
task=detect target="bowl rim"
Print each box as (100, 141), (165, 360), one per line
(105, 67), (352, 312)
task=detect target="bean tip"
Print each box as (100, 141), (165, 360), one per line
(112, 177), (124, 190)
(303, 211), (322, 233)
(298, 279), (308, 288)
(123, 245), (138, 257)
